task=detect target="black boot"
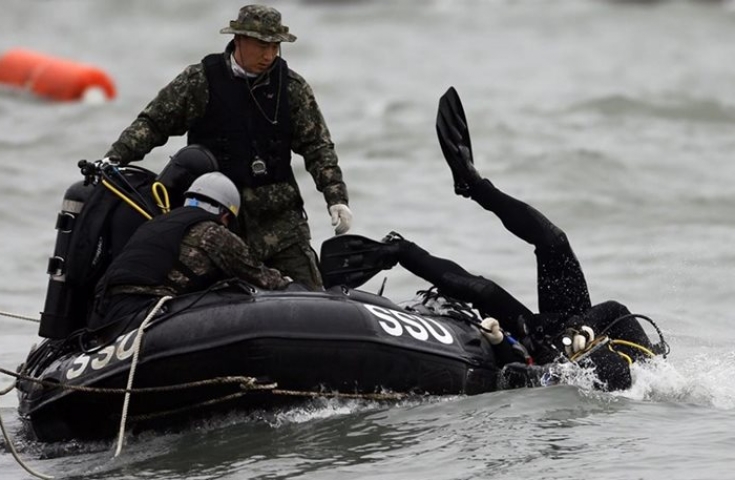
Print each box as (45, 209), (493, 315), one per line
(379, 231), (406, 269)
(381, 231), (405, 244)
(445, 144), (482, 197)
(436, 87), (483, 197)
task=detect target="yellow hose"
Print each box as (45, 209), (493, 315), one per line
(610, 345), (633, 365)
(571, 336), (657, 363)
(101, 179), (152, 220)
(609, 339), (657, 358)
(151, 181), (170, 214)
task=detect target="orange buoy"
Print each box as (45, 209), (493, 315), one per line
(0, 48), (116, 102)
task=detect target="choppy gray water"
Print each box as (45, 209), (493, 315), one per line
(1, 0), (735, 478)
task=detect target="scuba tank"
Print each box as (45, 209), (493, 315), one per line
(38, 162), (158, 339)
(38, 180), (94, 339)
(38, 150), (217, 339)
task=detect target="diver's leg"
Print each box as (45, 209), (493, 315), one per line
(469, 178), (565, 251)
(468, 179), (591, 318)
(391, 237), (532, 337)
(535, 243), (591, 318)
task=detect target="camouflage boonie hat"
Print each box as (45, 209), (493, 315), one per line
(220, 5), (297, 43)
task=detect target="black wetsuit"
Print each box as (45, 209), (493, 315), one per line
(392, 178), (653, 383)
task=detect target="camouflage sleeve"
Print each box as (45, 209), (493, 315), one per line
(287, 70), (349, 208)
(105, 64), (209, 163)
(198, 222), (291, 290)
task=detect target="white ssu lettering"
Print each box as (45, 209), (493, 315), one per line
(64, 330), (139, 380)
(364, 305), (454, 345)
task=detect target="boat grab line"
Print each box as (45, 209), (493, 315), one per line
(0, 310), (40, 323)
(0, 383), (53, 480)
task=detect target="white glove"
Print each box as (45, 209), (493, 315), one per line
(480, 317), (504, 345)
(563, 325), (595, 356)
(329, 204), (353, 235)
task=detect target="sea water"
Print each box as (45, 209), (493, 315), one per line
(1, 1), (734, 479)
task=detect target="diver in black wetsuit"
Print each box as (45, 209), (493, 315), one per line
(382, 169), (657, 391)
(382, 174), (655, 375)
(379, 88), (664, 391)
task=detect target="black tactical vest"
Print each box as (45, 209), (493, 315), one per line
(100, 207), (218, 295)
(188, 51), (294, 190)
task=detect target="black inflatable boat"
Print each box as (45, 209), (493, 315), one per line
(13, 87), (667, 443)
(16, 282), (508, 442)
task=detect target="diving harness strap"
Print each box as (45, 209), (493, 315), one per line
(79, 159), (170, 220)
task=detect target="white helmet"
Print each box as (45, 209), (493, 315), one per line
(184, 172), (240, 216)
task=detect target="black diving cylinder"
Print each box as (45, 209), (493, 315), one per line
(38, 180), (94, 339)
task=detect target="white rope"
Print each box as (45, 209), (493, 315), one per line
(0, 310), (40, 323)
(113, 295), (172, 458)
(0, 384), (53, 479)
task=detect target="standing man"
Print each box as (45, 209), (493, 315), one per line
(104, 5), (351, 289)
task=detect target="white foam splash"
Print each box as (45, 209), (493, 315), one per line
(270, 398), (370, 426)
(619, 354), (735, 410)
(550, 361), (604, 391)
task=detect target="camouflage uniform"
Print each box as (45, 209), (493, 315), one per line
(106, 7), (348, 290)
(111, 220), (290, 297)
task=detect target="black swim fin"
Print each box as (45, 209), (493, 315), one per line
(436, 87), (481, 197)
(319, 234), (400, 289)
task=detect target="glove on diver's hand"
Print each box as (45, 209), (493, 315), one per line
(329, 204), (353, 235)
(563, 325), (595, 356)
(480, 317), (504, 345)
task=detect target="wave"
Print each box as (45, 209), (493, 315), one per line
(567, 94), (735, 124)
